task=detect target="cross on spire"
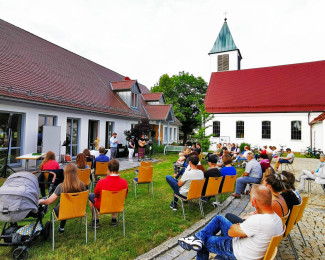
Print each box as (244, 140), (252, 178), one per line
(224, 11), (228, 21)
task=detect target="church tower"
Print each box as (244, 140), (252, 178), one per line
(209, 18), (242, 73)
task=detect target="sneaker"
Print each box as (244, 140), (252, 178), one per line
(90, 219), (100, 228)
(110, 218), (119, 227)
(232, 193), (241, 199)
(169, 202), (177, 211)
(178, 236), (203, 251)
(58, 227), (65, 233)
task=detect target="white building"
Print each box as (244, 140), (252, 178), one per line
(0, 19), (179, 168)
(205, 19), (325, 152)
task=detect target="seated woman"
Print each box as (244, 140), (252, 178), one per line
(174, 151), (199, 179)
(259, 153), (271, 173)
(173, 148), (191, 174)
(39, 163), (86, 233)
(281, 171), (301, 211)
(219, 155), (237, 193)
(83, 148), (94, 169)
(75, 153), (90, 169)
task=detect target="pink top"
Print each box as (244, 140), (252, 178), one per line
(41, 160), (60, 171)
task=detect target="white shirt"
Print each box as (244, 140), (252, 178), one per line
(233, 213), (283, 260)
(179, 169), (204, 196)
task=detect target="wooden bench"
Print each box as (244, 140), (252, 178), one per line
(164, 145), (185, 155)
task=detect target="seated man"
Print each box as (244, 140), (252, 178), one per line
(235, 146), (251, 165)
(166, 155), (204, 210)
(232, 152), (262, 198)
(202, 155), (221, 196)
(178, 184), (283, 260)
(94, 146), (109, 168)
(89, 159), (128, 227)
(274, 148), (294, 170)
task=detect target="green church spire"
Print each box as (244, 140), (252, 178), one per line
(209, 18), (238, 55)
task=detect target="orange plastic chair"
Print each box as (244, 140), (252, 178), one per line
(213, 175), (237, 208)
(200, 177), (222, 215)
(198, 153), (203, 162)
(263, 227), (286, 260)
(278, 201), (302, 259)
(174, 179), (205, 220)
(93, 189), (127, 239)
(86, 161), (92, 169)
(294, 196), (309, 246)
(92, 162), (108, 188)
(141, 161), (152, 167)
(281, 209), (290, 227)
(132, 166), (154, 198)
(51, 190), (89, 251)
(77, 169), (91, 187)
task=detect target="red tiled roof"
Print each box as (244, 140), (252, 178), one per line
(142, 93), (163, 101)
(111, 80), (135, 90)
(144, 105), (172, 120)
(0, 19), (149, 118)
(205, 60), (325, 113)
(310, 112), (325, 125)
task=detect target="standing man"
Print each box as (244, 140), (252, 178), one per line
(110, 132), (118, 159)
(232, 152), (262, 198)
(128, 136), (135, 161)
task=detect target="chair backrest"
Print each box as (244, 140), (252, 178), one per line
(197, 164), (205, 173)
(86, 161), (92, 169)
(99, 189), (127, 214)
(263, 227), (286, 260)
(198, 153), (203, 162)
(281, 209), (290, 227)
(204, 177), (222, 197)
(295, 196), (309, 225)
(283, 202), (302, 238)
(58, 190), (89, 221)
(77, 168), (91, 186)
(138, 166), (154, 183)
(95, 161), (109, 176)
(187, 179), (205, 200)
(140, 161), (152, 167)
(220, 175), (237, 194)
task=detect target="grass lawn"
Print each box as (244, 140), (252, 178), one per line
(0, 154), (244, 259)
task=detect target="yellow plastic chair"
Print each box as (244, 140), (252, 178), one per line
(92, 162), (108, 188)
(141, 161), (152, 167)
(281, 209), (290, 227)
(93, 189), (127, 240)
(77, 169), (91, 188)
(198, 153), (203, 163)
(279, 201), (302, 259)
(263, 227), (286, 260)
(174, 179), (205, 220)
(213, 175), (237, 208)
(294, 196), (309, 247)
(51, 190), (89, 251)
(200, 177), (222, 215)
(86, 161), (92, 169)
(132, 166), (154, 198)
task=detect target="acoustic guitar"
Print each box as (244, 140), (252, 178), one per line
(138, 139), (147, 147)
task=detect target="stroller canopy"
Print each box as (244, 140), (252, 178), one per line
(0, 172), (39, 222)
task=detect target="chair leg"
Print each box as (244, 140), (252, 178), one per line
(52, 213), (55, 251)
(79, 217), (82, 233)
(287, 234), (299, 259)
(151, 182), (154, 198)
(148, 183), (149, 193)
(199, 199), (204, 217)
(85, 213), (87, 245)
(94, 208), (97, 242)
(135, 183), (137, 198)
(297, 223), (307, 247)
(123, 210), (125, 237)
(181, 200), (186, 220)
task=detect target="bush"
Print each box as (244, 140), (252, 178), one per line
(152, 143), (166, 154)
(240, 142), (250, 152)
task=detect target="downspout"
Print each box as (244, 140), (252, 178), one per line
(308, 111), (312, 149)
(158, 120), (161, 146)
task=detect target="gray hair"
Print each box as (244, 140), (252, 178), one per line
(320, 154), (325, 159)
(246, 152), (254, 159)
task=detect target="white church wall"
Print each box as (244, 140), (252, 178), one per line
(312, 122), (323, 151)
(1, 101), (138, 167)
(206, 112), (320, 152)
(210, 50), (239, 73)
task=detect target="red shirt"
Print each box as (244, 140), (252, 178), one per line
(41, 160), (60, 171)
(94, 175), (128, 209)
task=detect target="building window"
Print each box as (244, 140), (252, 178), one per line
(66, 118), (79, 157)
(218, 54), (229, 72)
(88, 120), (99, 150)
(37, 115), (57, 153)
(291, 121), (301, 140)
(236, 121), (244, 138)
(131, 92), (138, 108)
(0, 112), (22, 165)
(262, 121), (271, 139)
(105, 121), (114, 148)
(213, 121), (220, 137)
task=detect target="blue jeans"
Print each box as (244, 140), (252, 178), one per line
(279, 159), (290, 164)
(235, 176), (261, 194)
(166, 175), (182, 205)
(195, 215), (236, 260)
(237, 157), (247, 162)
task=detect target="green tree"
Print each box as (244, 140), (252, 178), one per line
(152, 72), (208, 144)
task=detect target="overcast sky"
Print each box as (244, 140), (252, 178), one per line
(1, 0), (324, 88)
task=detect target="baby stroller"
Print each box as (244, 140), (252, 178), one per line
(0, 172), (51, 260)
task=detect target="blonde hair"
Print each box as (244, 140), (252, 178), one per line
(61, 163), (85, 193)
(40, 151), (56, 170)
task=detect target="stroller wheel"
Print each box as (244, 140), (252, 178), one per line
(12, 247), (28, 260)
